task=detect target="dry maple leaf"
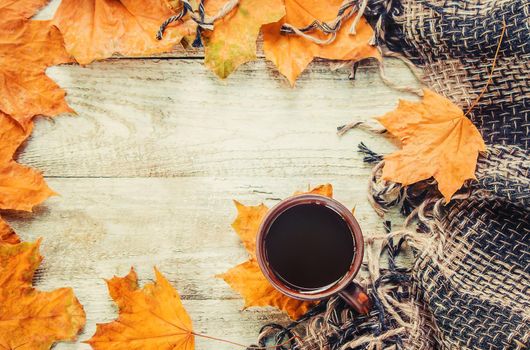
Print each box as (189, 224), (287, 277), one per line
(0, 161), (56, 211)
(0, 113), (55, 211)
(219, 184), (332, 319)
(165, 0), (183, 11)
(0, 112), (33, 164)
(232, 184), (332, 258)
(221, 260), (313, 319)
(262, 0), (379, 85)
(203, 0), (285, 78)
(0, 240), (86, 350)
(0, 217), (20, 244)
(0, 0), (50, 22)
(294, 183), (333, 197)
(53, 0), (197, 64)
(86, 267), (194, 350)
(0, 5), (73, 127)
(231, 201), (268, 258)
(378, 89), (486, 202)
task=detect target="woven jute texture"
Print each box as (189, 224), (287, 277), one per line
(251, 0), (529, 349)
(376, 0), (529, 150)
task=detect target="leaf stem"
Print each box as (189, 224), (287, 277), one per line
(464, 21), (506, 117)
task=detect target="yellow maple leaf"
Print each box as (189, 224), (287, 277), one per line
(378, 89), (486, 202)
(262, 0), (380, 85)
(0, 240), (86, 350)
(219, 183), (333, 319)
(86, 267), (194, 350)
(203, 0), (285, 78)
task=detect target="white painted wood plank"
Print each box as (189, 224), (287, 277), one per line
(4, 177), (409, 349)
(34, 0), (61, 20)
(21, 58), (418, 178)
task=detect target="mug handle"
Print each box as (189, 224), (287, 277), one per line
(339, 282), (371, 314)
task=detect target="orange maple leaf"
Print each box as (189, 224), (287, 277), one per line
(0, 112), (33, 164)
(221, 260), (313, 319)
(219, 184), (332, 319)
(294, 183), (333, 197)
(0, 114), (55, 211)
(262, 0), (380, 85)
(53, 0), (197, 65)
(0, 240), (86, 349)
(0, 217), (20, 244)
(378, 89), (486, 202)
(231, 201), (268, 257)
(86, 267), (195, 350)
(0, 0), (49, 22)
(0, 3), (73, 128)
(0, 161), (56, 211)
(203, 0), (285, 78)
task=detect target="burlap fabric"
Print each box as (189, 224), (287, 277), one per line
(250, 0), (529, 349)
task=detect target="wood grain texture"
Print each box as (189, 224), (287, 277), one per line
(23, 58), (419, 177)
(2, 1), (423, 349)
(13, 61), (418, 349)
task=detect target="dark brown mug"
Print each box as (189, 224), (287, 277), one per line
(256, 194), (371, 314)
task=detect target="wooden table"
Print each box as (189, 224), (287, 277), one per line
(5, 2), (418, 348)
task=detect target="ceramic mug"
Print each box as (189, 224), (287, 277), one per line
(256, 194), (371, 314)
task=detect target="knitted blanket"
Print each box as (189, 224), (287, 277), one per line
(251, 0), (529, 349)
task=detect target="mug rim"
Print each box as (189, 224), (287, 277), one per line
(256, 194), (364, 301)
